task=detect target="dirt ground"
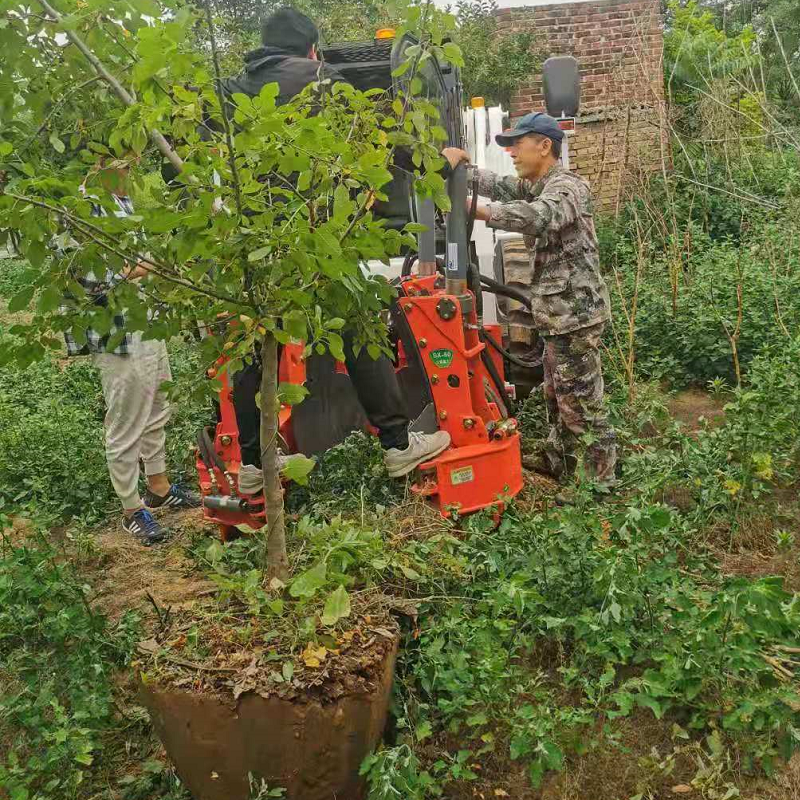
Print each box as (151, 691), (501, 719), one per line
(88, 508), (215, 622)
(668, 389), (727, 433)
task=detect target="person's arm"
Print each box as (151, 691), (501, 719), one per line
(441, 147), (532, 202)
(483, 174), (585, 237)
(470, 166), (531, 203)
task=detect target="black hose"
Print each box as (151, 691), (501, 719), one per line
(197, 426), (227, 474)
(401, 252), (418, 277)
(483, 328), (543, 370)
(479, 273), (532, 310)
(478, 331), (511, 415)
(466, 173), (479, 244)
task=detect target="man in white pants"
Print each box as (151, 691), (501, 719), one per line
(60, 160), (199, 544)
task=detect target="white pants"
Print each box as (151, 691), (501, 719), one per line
(93, 334), (172, 510)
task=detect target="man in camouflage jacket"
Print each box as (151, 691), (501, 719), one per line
(443, 112), (617, 487)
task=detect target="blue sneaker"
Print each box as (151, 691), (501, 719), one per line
(122, 509), (165, 546)
(144, 484), (201, 510)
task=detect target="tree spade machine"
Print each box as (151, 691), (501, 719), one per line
(196, 30), (534, 540)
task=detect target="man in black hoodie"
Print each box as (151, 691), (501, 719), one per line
(222, 8), (342, 103)
(219, 8), (451, 490)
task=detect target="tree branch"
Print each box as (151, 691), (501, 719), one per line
(202, 0), (242, 221)
(35, 0), (184, 174)
(5, 191), (252, 308)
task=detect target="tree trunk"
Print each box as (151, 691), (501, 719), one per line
(260, 333), (289, 581)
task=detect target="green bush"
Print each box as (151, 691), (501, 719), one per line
(624, 334), (800, 517)
(0, 257), (35, 301)
(608, 219), (800, 385)
(0, 537), (140, 800)
(0, 338), (209, 522)
(286, 431), (403, 517)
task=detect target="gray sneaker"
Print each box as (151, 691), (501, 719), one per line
(384, 430), (452, 478)
(237, 454), (307, 494)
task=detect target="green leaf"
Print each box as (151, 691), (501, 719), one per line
(320, 585), (351, 626)
(49, 133), (65, 154)
(131, 0), (161, 15)
(289, 560), (327, 599)
(542, 740), (564, 771)
(8, 286), (35, 313)
(0, 141), (13, 157)
(248, 246), (271, 262)
(391, 60), (413, 78)
(278, 382), (309, 406)
(281, 454), (315, 485)
(205, 540), (224, 563)
(282, 660), (294, 681)
(636, 694), (664, 719)
(415, 720), (433, 741)
(327, 332), (345, 362)
(105, 329), (128, 353)
(529, 757), (545, 788)
(442, 42), (465, 67)
(400, 564), (422, 581)
(284, 310), (307, 340)
(37, 286), (62, 313)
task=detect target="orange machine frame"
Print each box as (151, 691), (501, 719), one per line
(197, 277), (524, 539)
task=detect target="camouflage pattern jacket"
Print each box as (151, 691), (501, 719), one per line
(472, 164), (611, 336)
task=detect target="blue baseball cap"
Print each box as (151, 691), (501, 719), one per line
(495, 112), (564, 147)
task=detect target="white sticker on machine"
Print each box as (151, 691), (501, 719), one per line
(447, 242), (459, 272)
(450, 466), (475, 486)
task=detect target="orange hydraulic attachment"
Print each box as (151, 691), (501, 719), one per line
(195, 344), (305, 542)
(396, 273), (524, 516)
(197, 277), (524, 539)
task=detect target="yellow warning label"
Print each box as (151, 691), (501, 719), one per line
(450, 466), (475, 486)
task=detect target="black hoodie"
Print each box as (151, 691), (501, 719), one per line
(221, 45), (345, 107)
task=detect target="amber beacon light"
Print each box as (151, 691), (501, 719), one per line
(375, 28), (396, 39)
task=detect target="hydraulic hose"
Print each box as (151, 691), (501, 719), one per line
(479, 273), (532, 310)
(466, 173), (479, 245)
(401, 252), (418, 277)
(478, 330), (511, 414)
(483, 327), (542, 370)
(197, 426), (233, 491)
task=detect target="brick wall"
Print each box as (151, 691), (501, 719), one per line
(496, 0), (668, 212)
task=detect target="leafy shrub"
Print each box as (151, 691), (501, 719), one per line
(609, 220), (800, 385)
(0, 257), (33, 301)
(0, 536), (140, 799)
(625, 334), (800, 516)
(0, 338), (209, 522)
(378, 496), (800, 794)
(286, 432), (403, 517)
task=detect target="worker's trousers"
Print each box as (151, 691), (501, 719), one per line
(233, 330), (410, 468)
(93, 334), (172, 510)
(541, 323), (617, 484)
